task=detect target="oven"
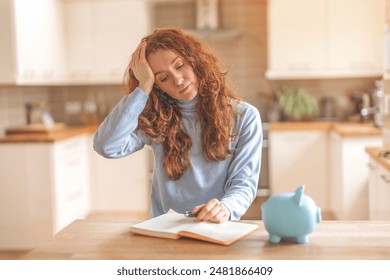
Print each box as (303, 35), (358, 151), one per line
(258, 122), (269, 197)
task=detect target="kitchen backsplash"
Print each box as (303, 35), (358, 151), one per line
(0, 85), (126, 135)
(0, 86), (50, 135)
(48, 85), (125, 127)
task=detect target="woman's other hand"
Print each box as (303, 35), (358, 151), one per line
(192, 199), (231, 223)
(130, 42), (155, 94)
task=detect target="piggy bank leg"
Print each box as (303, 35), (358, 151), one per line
(269, 234), (282, 243)
(296, 235), (309, 244)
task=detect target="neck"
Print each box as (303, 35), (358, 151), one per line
(178, 94), (199, 115)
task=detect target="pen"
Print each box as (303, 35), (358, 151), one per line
(184, 211), (197, 217)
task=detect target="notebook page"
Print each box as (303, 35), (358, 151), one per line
(183, 221), (259, 243)
(131, 211), (196, 235)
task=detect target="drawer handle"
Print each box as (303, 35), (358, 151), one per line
(367, 162), (377, 170)
(380, 174), (390, 184)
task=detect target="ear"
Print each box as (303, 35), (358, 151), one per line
(292, 185), (305, 206)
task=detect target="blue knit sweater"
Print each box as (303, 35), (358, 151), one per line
(93, 88), (263, 220)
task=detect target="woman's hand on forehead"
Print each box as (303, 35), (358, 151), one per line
(130, 42), (155, 94)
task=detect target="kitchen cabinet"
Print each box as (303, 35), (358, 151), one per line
(0, 128), (153, 249)
(269, 130), (329, 211)
(0, 0), (16, 83)
(267, 0), (384, 79)
(0, 0), (67, 84)
(0, 0), (150, 85)
(368, 158), (390, 220)
(0, 135), (90, 249)
(329, 132), (382, 220)
(64, 0), (151, 84)
(51, 136), (90, 233)
(87, 135), (151, 216)
(368, 157), (379, 219)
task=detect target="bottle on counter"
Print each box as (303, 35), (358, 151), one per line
(372, 80), (384, 128)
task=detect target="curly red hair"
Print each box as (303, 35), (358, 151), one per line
(124, 28), (240, 180)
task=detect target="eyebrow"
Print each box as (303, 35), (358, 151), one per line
(154, 56), (181, 76)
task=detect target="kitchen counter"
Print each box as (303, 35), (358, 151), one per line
(269, 122), (382, 137)
(0, 122), (381, 143)
(22, 219), (390, 260)
(0, 125), (99, 143)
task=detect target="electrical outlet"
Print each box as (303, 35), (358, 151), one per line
(65, 101), (82, 115)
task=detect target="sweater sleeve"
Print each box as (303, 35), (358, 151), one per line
(220, 104), (263, 220)
(93, 87), (149, 158)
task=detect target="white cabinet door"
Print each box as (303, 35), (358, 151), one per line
(0, 136), (90, 249)
(12, 0), (67, 84)
(64, 0), (150, 84)
(269, 130), (329, 211)
(267, 0), (384, 79)
(329, 131), (343, 218)
(327, 0), (384, 76)
(368, 158), (379, 220)
(64, 0), (94, 81)
(330, 133), (382, 220)
(373, 164), (390, 220)
(0, 0), (16, 83)
(267, 0), (326, 78)
(0, 143), (53, 249)
(93, 0), (150, 81)
(52, 136), (90, 233)
(87, 135), (151, 216)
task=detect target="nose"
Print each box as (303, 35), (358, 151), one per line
(175, 77), (184, 86)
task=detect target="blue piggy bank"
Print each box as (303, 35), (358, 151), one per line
(261, 185), (321, 244)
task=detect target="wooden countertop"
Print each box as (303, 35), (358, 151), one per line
(269, 122), (382, 137)
(22, 219), (390, 260)
(0, 122), (381, 143)
(366, 146), (390, 172)
(0, 125), (99, 143)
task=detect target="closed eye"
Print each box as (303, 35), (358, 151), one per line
(158, 62), (184, 82)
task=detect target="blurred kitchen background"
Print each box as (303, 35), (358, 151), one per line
(2, 0), (390, 253)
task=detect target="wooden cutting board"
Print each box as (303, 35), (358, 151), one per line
(5, 123), (67, 134)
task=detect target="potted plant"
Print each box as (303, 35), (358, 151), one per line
(278, 86), (319, 121)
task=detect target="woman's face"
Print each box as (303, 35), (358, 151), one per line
(147, 49), (199, 101)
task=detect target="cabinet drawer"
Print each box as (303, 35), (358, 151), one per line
(52, 136), (90, 233)
(378, 165), (390, 217)
(53, 135), (87, 159)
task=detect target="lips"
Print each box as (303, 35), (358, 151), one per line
(179, 83), (191, 95)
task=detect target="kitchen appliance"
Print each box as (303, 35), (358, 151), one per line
(381, 93), (390, 146)
(319, 96), (336, 119)
(351, 92), (371, 122)
(371, 80), (385, 127)
(25, 101), (54, 125)
(359, 80), (385, 127)
(258, 122), (269, 196)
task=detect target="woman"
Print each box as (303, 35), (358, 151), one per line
(93, 28), (262, 223)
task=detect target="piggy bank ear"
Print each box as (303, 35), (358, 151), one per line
(292, 185), (305, 206)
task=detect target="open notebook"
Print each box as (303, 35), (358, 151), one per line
(130, 210), (259, 246)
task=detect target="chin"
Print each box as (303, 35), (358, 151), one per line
(176, 91), (198, 101)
